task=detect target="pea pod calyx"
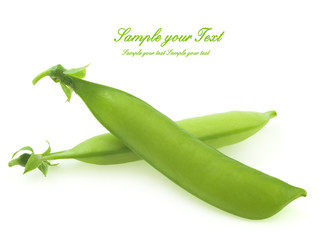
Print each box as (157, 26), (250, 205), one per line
(32, 64), (89, 101)
(9, 141), (58, 176)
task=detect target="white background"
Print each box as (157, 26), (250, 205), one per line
(0, 0), (324, 239)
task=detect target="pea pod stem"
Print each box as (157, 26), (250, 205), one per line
(32, 69), (52, 85)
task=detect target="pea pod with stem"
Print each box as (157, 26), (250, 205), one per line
(26, 64), (306, 219)
(9, 110), (277, 173)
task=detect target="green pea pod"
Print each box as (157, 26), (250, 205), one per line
(31, 64), (306, 219)
(9, 110), (276, 169)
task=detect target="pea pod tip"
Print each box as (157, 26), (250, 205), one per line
(266, 110), (277, 119)
(301, 188), (307, 197)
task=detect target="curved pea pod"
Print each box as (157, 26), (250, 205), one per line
(9, 110), (276, 169)
(30, 64), (306, 219)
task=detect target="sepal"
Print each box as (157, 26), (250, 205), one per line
(60, 83), (73, 102)
(24, 154), (43, 174)
(63, 64), (90, 78)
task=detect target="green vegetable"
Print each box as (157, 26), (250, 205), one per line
(32, 64), (307, 219)
(9, 110), (276, 171)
